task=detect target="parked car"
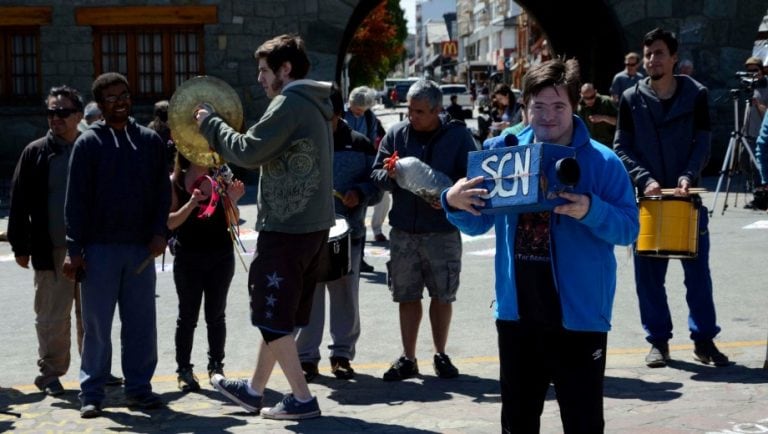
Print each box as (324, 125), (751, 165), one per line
(440, 84), (473, 109)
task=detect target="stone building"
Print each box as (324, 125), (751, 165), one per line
(0, 0), (765, 180)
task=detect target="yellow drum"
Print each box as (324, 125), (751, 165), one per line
(636, 196), (699, 258)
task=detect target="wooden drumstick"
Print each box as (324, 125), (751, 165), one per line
(660, 187), (708, 195)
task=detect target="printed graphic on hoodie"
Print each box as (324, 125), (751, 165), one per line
(262, 138), (320, 221)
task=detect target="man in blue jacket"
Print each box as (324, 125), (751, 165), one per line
(444, 59), (638, 433)
(63, 72), (171, 418)
(614, 28), (730, 368)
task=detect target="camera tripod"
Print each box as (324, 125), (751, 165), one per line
(709, 89), (759, 216)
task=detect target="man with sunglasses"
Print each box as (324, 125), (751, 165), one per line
(610, 52), (644, 103)
(9, 86), (86, 398)
(63, 72), (171, 418)
(577, 82), (617, 147)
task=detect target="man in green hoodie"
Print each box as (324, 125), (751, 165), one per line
(196, 34), (334, 420)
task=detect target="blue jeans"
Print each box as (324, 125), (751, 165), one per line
(634, 208), (721, 344)
(79, 243), (158, 404)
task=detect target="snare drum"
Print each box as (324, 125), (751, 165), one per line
(636, 195), (699, 259)
(316, 216), (351, 282)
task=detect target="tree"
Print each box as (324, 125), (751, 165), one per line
(347, 0), (407, 88)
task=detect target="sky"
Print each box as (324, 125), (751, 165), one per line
(400, 0), (417, 34)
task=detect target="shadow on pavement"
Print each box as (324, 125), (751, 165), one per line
(282, 416), (442, 433)
(604, 376), (683, 401)
(668, 360), (768, 384)
(0, 387), (40, 431)
(359, 270), (387, 285)
(322, 372), (500, 406)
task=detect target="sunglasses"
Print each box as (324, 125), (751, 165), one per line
(46, 108), (78, 119)
(582, 94), (597, 101)
(103, 92), (131, 103)
(626, 62), (638, 67)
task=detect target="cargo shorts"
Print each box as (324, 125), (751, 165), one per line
(386, 228), (462, 303)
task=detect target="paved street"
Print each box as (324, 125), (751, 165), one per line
(0, 110), (767, 432)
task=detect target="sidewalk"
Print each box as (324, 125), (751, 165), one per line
(1, 345), (766, 433)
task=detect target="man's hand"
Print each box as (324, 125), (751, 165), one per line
(148, 234), (167, 258)
(62, 255), (85, 281)
(15, 255), (30, 269)
(674, 178), (691, 196)
(643, 181), (662, 197)
(342, 189), (360, 208)
(194, 102), (215, 127)
(553, 191), (591, 220)
(445, 176), (488, 216)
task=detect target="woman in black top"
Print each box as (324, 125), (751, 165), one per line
(167, 153), (245, 391)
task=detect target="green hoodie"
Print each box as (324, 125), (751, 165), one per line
(201, 79), (335, 234)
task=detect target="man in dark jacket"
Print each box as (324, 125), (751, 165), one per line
(10, 85), (125, 401)
(9, 85), (85, 397)
(614, 28), (729, 368)
(63, 73), (171, 418)
(295, 84), (380, 382)
(371, 79), (476, 382)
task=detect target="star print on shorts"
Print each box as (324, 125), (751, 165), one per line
(266, 271), (284, 289)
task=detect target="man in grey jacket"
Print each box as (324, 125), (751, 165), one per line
(371, 79), (476, 382)
(614, 28), (729, 369)
(196, 34), (333, 420)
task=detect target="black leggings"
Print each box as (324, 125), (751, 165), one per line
(497, 320), (607, 434)
(173, 248), (234, 370)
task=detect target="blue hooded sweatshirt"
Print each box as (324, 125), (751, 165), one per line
(443, 116), (638, 332)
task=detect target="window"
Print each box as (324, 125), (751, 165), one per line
(76, 6), (217, 99)
(0, 28), (40, 98)
(93, 26), (203, 99)
(0, 6), (50, 99)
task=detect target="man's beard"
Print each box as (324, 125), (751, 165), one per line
(650, 72), (664, 81)
(271, 77), (284, 96)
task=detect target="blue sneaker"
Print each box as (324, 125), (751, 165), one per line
(210, 374), (262, 413)
(261, 393), (321, 420)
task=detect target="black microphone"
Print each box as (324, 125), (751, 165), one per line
(504, 134), (518, 147)
(555, 157), (580, 187)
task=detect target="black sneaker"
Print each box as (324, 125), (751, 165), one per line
(37, 379), (65, 396)
(382, 356), (419, 381)
(330, 356), (355, 380)
(301, 362), (319, 382)
(360, 259), (374, 273)
(105, 373), (124, 386)
(80, 402), (102, 419)
(177, 367), (200, 392)
(645, 342), (671, 368)
(693, 340), (731, 367)
(207, 361), (225, 385)
(433, 353), (459, 378)
(261, 393), (321, 420)
(210, 374), (262, 413)
(126, 392), (164, 410)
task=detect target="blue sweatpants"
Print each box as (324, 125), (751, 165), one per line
(79, 243), (158, 404)
(634, 208), (721, 345)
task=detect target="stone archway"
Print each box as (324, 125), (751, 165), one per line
(337, 0), (767, 165)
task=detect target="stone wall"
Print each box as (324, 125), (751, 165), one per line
(1, 0), (766, 177)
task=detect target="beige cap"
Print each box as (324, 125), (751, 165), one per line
(745, 56), (763, 67)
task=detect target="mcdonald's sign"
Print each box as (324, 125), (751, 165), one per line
(442, 41), (458, 59)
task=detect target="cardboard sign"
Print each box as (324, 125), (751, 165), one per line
(467, 143), (577, 214)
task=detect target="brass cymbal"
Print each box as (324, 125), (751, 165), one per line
(168, 76), (244, 168)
